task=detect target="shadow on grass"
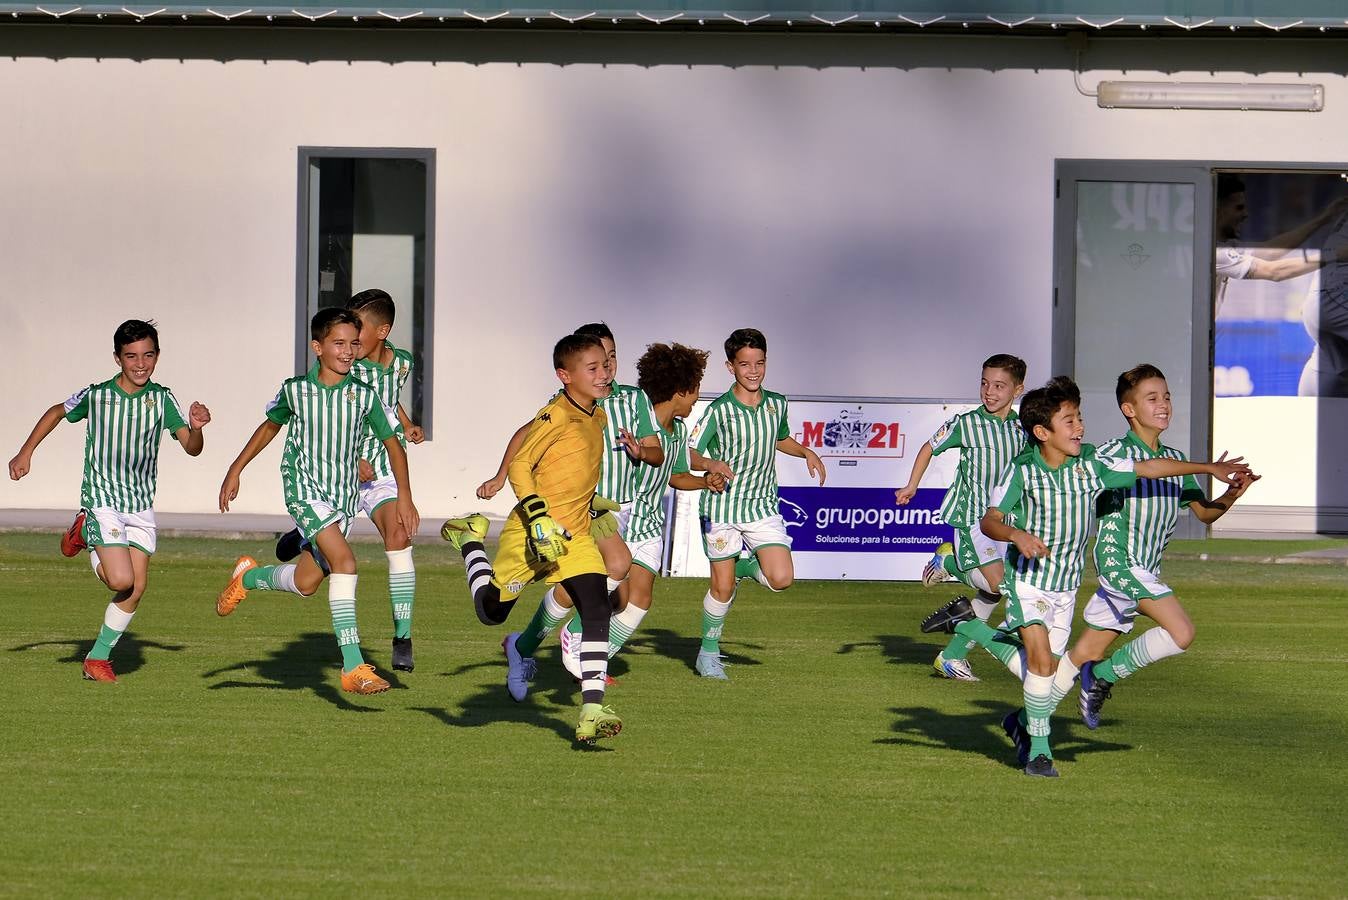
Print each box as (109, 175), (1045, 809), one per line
(202, 631), (396, 712)
(836, 633), (946, 671)
(411, 681), (615, 752)
(622, 627), (763, 674)
(8, 632), (185, 677)
(876, 700), (1134, 768)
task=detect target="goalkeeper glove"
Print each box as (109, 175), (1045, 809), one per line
(589, 494), (621, 541)
(519, 494), (570, 564)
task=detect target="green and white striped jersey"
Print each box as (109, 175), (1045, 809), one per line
(265, 364), (400, 518)
(1093, 431), (1206, 576)
(930, 406), (1026, 528)
(352, 341), (414, 480)
(993, 444), (1136, 592)
(595, 382), (659, 504)
(624, 418), (690, 544)
(63, 379), (188, 512)
(694, 388), (790, 524)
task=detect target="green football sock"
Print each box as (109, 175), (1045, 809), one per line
(242, 566), (276, 590)
(514, 588), (568, 657)
(952, 619), (1023, 669)
(700, 592), (732, 653)
(735, 556), (760, 580)
(1023, 672), (1055, 760)
(942, 554), (960, 579)
(387, 548), (415, 640)
(327, 574), (364, 672)
(86, 603), (134, 661)
(1095, 627), (1185, 683)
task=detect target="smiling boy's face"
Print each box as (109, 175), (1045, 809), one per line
(115, 337), (159, 389)
(1035, 401), (1084, 459)
(1121, 376), (1172, 433)
(559, 344), (612, 406)
(727, 347), (766, 393)
(311, 323), (360, 376)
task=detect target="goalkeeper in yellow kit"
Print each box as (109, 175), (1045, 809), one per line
(441, 333), (621, 742)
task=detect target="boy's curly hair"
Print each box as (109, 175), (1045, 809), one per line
(637, 343), (710, 405)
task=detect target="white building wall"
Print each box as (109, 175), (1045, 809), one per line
(2, 28), (1345, 521)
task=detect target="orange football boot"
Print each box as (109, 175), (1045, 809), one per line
(81, 658), (117, 683)
(340, 663), (390, 695)
(216, 556), (258, 617)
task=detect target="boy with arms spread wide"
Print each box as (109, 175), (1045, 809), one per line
(926, 376), (1249, 777)
(216, 308), (419, 695)
(441, 333), (624, 743)
(1073, 364), (1258, 729)
(896, 354), (1027, 682)
(8, 319), (211, 682)
(691, 327), (825, 680)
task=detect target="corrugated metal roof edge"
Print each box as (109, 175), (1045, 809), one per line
(2, 6), (1347, 31)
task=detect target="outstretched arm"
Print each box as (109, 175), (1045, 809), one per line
(895, 442), (935, 505)
(219, 420), (283, 511)
(777, 436), (825, 486)
(1135, 456), (1251, 487)
(8, 403), (66, 480)
(1249, 197), (1348, 260)
(1189, 471), (1261, 525)
(478, 419), (532, 500)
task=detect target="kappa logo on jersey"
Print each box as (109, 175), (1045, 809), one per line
(539, 413), (551, 423)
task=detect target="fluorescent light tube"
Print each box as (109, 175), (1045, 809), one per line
(1096, 81), (1324, 111)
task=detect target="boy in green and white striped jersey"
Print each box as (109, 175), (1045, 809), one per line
(1072, 364), (1258, 730)
(272, 290), (426, 671)
(690, 328), (825, 680)
(216, 309), (420, 696)
(558, 342), (726, 679)
(939, 377), (1249, 777)
(476, 323), (665, 662)
(896, 353), (1027, 682)
(8, 320), (211, 683)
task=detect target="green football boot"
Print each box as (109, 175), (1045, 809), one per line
(576, 703), (623, 743)
(440, 513), (489, 551)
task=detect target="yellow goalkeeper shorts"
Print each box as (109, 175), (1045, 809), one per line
(492, 519), (606, 601)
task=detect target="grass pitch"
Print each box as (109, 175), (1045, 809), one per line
(1, 532), (1345, 897)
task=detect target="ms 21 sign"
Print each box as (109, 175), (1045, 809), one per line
(796, 406), (905, 458)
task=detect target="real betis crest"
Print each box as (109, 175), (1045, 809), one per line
(345, 387), (357, 403)
(144, 394), (156, 409)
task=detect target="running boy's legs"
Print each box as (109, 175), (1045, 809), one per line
(309, 523), (366, 673)
(86, 548), (150, 671)
(370, 499), (416, 657)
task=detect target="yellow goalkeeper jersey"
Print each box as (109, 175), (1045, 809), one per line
(508, 389), (607, 537)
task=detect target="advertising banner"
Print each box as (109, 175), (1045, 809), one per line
(668, 397), (979, 581)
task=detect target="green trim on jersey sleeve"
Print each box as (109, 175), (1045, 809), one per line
(775, 395), (790, 441)
(632, 389), (659, 440)
(672, 421), (690, 475)
(63, 385), (94, 423)
(364, 397), (400, 441)
(994, 465), (1025, 517)
(1091, 453), (1137, 490)
(162, 388), (189, 434)
(929, 415), (963, 455)
(693, 403), (720, 455)
(1179, 473), (1206, 508)
(264, 383), (294, 424)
